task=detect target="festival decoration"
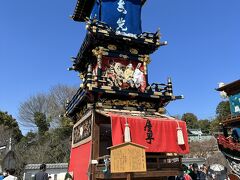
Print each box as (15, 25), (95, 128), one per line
(216, 79), (240, 178)
(65, 0), (188, 179)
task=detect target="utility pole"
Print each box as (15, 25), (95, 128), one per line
(8, 137), (12, 151)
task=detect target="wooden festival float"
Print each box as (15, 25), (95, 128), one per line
(65, 0), (189, 179)
(216, 80), (240, 178)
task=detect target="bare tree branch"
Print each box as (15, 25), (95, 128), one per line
(18, 84), (77, 128)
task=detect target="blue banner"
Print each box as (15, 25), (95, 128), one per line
(229, 93), (240, 116)
(90, 0), (142, 34)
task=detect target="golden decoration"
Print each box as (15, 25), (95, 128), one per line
(130, 48), (138, 55)
(108, 44), (117, 50)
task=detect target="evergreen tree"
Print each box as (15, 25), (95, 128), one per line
(216, 101), (231, 121)
(198, 119), (211, 133)
(34, 112), (49, 136)
(181, 113), (199, 129)
(0, 111), (22, 142)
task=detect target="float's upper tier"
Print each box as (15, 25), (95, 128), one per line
(72, 0), (147, 34)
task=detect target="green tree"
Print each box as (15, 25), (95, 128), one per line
(181, 113), (199, 129)
(198, 119), (211, 133)
(56, 117), (74, 138)
(15, 126), (71, 168)
(210, 118), (220, 133)
(34, 112), (49, 136)
(19, 93), (49, 127)
(216, 101), (231, 122)
(209, 101), (231, 133)
(14, 84), (76, 178)
(0, 111), (22, 142)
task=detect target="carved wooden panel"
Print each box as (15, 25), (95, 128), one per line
(93, 57), (147, 92)
(72, 111), (92, 148)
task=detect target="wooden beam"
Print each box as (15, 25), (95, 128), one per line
(95, 169), (181, 179)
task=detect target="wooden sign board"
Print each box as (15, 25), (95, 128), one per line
(109, 142), (147, 173)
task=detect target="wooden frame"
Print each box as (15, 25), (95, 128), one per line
(72, 110), (93, 148)
(88, 110), (183, 179)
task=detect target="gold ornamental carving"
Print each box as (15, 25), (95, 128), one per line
(108, 44), (117, 50)
(130, 48), (138, 55)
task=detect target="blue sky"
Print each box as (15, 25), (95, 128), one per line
(0, 0), (239, 133)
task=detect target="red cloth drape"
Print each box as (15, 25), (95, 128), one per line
(110, 114), (189, 154)
(68, 141), (92, 180)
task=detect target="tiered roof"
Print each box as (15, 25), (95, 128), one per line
(71, 20), (164, 72)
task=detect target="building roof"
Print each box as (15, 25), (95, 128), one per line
(72, 0), (95, 22)
(182, 157), (206, 164)
(216, 79), (240, 96)
(188, 129), (203, 135)
(107, 142), (147, 150)
(25, 163), (68, 170)
(71, 20), (161, 73)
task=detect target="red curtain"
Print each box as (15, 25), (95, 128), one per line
(68, 141), (92, 180)
(110, 114), (189, 154)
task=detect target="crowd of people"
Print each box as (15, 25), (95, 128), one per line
(169, 163), (228, 180)
(183, 163), (208, 180)
(0, 164), (49, 180)
(0, 163), (230, 180)
(0, 169), (17, 180)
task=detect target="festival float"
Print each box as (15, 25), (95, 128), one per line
(65, 0), (190, 179)
(216, 79), (240, 179)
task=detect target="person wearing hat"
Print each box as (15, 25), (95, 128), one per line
(189, 163), (206, 180)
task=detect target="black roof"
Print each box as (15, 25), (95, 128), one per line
(72, 0), (95, 22)
(72, 20), (163, 72)
(216, 79), (240, 96)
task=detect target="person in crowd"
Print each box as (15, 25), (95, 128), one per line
(3, 169), (17, 180)
(188, 164), (193, 173)
(201, 164), (208, 178)
(176, 164), (192, 180)
(0, 172), (4, 180)
(2, 169), (9, 179)
(184, 173), (192, 180)
(189, 163), (206, 180)
(232, 127), (240, 142)
(34, 164), (48, 180)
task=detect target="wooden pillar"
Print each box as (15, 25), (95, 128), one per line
(126, 173), (132, 180)
(143, 55), (151, 87)
(92, 47), (104, 85)
(91, 110), (100, 180)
